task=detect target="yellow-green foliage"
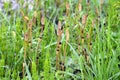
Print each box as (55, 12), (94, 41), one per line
(16, 74), (20, 80)
(11, 70), (17, 80)
(44, 53), (51, 80)
(32, 61), (38, 80)
(0, 55), (5, 77)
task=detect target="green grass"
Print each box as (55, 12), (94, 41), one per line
(0, 0), (120, 80)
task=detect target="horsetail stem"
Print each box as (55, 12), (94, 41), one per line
(77, 2), (82, 54)
(20, 10), (29, 77)
(81, 29), (84, 47)
(36, 13), (44, 58)
(41, 15), (45, 32)
(22, 62), (25, 77)
(79, 0), (82, 3)
(66, 2), (70, 16)
(88, 20), (95, 51)
(82, 14), (88, 26)
(33, 11), (37, 26)
(24, 32), (28, 62)
(86, 0), (90, 6)
(81, 14), (88, 61)
(83, 48), (89, 62)
(63, 28), (69, 70)
(95, 7), (99, 20)
(86, 0), (90, 11)
(81, 14), (88, 47)
(55, 0), (60, 7)
(56, 21), (62, 70)
(78, 3), (82, 12)
(20, 10), (24, 17)
(86, 32), (90, 48)
(23, 32), (28, 77)
(90, 41), (92, 50)
(36, 0), (38, 7)
(28, 20), (33, 50)
(100, 0), (104, 10)
(24, 16), (29, 21)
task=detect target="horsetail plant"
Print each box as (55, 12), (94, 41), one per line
(36, 13), (45, 56)
(63, 28), (69, 71)
(35, 12), (45, 70)
(81, 14), (88, 61)
(56, 21), (63, 70)
(66, 2), (70, 16)
(28, 20), (33, 53)
(60, 2), (71, 71)
(44, 52), (52, 80)
(31, 61), (38, 80)
(78, 2), (82, 12)
(88, 20), (95, 51)
(20, 11), (30, 77)
(24, 32), (28, 62)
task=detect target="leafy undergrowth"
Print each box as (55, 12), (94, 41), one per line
(0, 0), (120, 80)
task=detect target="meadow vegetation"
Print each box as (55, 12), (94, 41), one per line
(0, 0), (120, 80)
